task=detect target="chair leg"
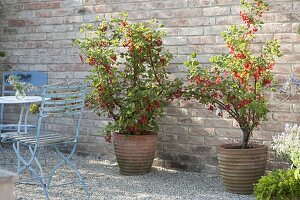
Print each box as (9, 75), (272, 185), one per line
(17, 141), (20, 171)
(47, 144), (88, 195)
(13, 142), (50, 200)
(0, 143), (6, 166)
(28, 146), (50, 200)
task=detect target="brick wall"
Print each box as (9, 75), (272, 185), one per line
(0, 0), (299, 174)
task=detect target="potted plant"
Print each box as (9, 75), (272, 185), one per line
(184, 0), (282, 194)
(74, 13), (182, 175)
(7, 75), (34, 100)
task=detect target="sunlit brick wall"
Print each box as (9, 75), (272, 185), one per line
(0, 0), (299, 174)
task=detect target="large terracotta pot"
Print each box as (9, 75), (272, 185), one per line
(114, 133), (157, 175)
(218, 143), (268, 194)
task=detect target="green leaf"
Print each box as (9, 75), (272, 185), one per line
(191, 52), (197, 58)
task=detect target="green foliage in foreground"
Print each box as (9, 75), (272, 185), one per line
(254, 169), (300, 200)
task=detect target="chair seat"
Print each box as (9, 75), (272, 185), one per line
(1, 131), (23, 138)
(0, 124), (36, 130)
(9, 133), (75, 146)
(1, 132), (31, 143)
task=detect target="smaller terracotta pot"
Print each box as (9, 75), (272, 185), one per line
(218, 143), (268, 194)
(114, 133), (157, 175)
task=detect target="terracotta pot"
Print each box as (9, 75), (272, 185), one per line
(114, 133), (157, 175)
(218, 143), (268, 194)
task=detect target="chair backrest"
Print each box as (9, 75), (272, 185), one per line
(2, 71), (48, 96)
(36, 83), (87, 138)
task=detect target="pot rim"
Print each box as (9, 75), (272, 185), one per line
(218, 143), (268, 150)
(114, 132), (158, 137)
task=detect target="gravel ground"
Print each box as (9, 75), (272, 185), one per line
(0, 145), (255, 200)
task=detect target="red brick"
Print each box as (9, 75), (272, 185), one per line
(273, 113), (300, 123)
(215, 0), (237, 5)
(18, 42), (36, 48)
(178, 117), (203, 125)
(273, 65), (292, 74)
(25, 2), (43, 10)
(269, 2), (293, 12)
(6, 4), (24, 12)
(43, 2), (62, 9)
(162, 19), (189, 27)
(263, 121), (285, 132)
(203, 118), (233, 128)
(36, 10), (52, 18)
(189, 127), (215, 136)
(293, 65), (300, 74)
(188, 36), (216, 44)
(177, 144), (190, 153)
(203, 6), (230, 16)
(52, 9), (72, 16)
(93, 5), (113, 13)
(44, 17), (63, 24)
(273, 93), (300, 103)
(158, 134), (177, 142)
(267, 161), (290, 170)
(188, 136), (205, 145)
(25, 19), (43, 26)
(163, 125), (188, 134)
(275, 33), (300, 42)
(164, 1), (188, 9)
(179, 99), (201, 108)
(8, 19), (26, 26)
(215, 129), (241, 138)
(35, 41), (53, 48)
(268, 102), (290, 112)
(189, 0), (215, 7)
(190, 145), (216, 154)
(205, 136), (232, 146)
(189, 17), (215, 26)
(278, 55), (300, 64)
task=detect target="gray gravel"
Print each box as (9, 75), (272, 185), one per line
(0, 145), (255, 200)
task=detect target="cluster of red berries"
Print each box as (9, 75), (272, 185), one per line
(168, 88), (183, 100)
(236, 99), (251, 109)
(240, 11), (253, 28)
(127, 125), (139, 133)
(138, 115), (148, 125)
(104, 134), (112, 143)
(146, 101), (161, 112)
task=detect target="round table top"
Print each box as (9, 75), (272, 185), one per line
(0, 96), (44, 104)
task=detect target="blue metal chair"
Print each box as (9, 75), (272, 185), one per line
(0, 71), (48, 132)
(8, 82), (88, 199)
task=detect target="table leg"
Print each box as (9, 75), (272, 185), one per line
(24, 104), (30, 134)
(17, 105), (24, 134)
(17, 104), (31, 134)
